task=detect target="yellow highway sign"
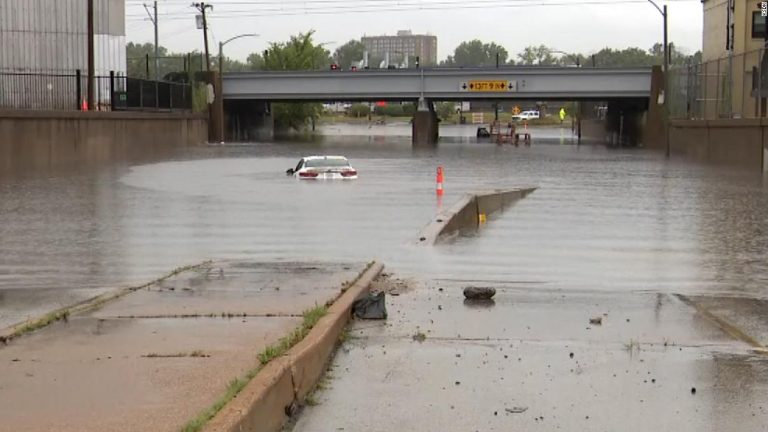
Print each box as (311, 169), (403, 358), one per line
(460, 80), (517, 92)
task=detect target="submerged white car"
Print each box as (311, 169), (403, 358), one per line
(286, 156), (358, 180)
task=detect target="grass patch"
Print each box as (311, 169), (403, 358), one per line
(257, 305), (327, 365)
(181, 377), (249, 432)
(142, 350), (210, 359)
(180, 305), (328, 432)
(7, 310), (70, 341)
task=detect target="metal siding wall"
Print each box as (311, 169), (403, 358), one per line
(0, 0), (124, 73)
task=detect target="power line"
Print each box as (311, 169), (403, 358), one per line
(126, 0), (699, 21)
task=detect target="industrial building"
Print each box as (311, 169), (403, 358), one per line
(0, 0), (126, 75)
(361, 30), (438, 66)
(699, 0), (768, 117)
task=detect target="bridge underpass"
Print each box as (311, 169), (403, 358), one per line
(220, 67), (661, 146)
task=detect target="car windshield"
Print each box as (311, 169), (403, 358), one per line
(304, 158), (350, 168)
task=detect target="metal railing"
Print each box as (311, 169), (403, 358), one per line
(0, 71), (193, 111)
(669, 47), (768, 120)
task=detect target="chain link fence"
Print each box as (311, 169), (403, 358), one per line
(670, 47), (768, 120)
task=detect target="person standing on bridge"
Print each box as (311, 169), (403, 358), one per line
(559, 107), (566, 124)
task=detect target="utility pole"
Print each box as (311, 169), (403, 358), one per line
(142, 2), (159, 81)
(144, 2), (160, 107)
(494, 52), (500, 122)
(663, 4), (669, 157)
(193, 2), (213, 71)
(87, 0), (95, 109)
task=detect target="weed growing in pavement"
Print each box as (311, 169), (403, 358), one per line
(257, 305), (328, 364)
(181, 305), (328, 432)
(181, 377), (248, 432)
(624, 339), (641, 355)
(142, 351), (210, 358)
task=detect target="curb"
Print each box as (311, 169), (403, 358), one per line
(204, 261), (385, 432)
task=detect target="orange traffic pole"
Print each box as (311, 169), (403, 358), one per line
(436, 166), (444, 196)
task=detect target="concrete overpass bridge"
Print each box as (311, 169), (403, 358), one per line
(220, 67), (662, 145)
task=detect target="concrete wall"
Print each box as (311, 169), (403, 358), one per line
(0, 110), (207, 175)
(418, 188), (537, 245)
(670, 118), (767, 171)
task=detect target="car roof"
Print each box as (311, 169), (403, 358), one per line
(303, 156), (349, 161)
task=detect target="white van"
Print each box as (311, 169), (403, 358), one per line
(511, 110), (541, 121)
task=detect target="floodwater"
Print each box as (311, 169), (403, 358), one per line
(1, 123), (768, 328)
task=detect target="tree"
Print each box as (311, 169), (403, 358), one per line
(516, 45), (558, 66)
(220, 57), (249, 72)
(347, 103), (371, 118)
(588, 47), (650, 67)
(262, 31), (329, 130)
(334, 40), (366, 69)
(436, 102), (456, 120)
(263, 31), (332, 71)
(441, 40), (508, 67)
(246, 52), (264, 70)
(125, 42), (211, 79)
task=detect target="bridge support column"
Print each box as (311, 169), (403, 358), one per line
(643, 65), (666, 150)
(224, 100), (273, 142)
(606, 99), (647, 147)
(412, 100), (438, 146)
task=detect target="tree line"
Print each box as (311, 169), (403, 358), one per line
(128, 36), (702, 79)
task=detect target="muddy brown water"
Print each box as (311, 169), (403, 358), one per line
(1, 123), (767, 328)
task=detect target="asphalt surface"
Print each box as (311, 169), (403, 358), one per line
(291, 279), (768, 432)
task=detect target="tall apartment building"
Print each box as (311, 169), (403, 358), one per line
(0, 0), (126, 74)
(361, 30), (437, 66)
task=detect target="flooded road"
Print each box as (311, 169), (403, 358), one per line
(1, 123), (768, 328)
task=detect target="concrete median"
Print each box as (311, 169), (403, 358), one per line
(418, 188), (537, 245)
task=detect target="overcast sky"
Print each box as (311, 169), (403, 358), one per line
(125, 0), (703, 62)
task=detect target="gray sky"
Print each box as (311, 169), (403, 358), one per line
(125, 0), (703, 62)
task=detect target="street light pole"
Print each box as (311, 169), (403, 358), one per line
(217, 33), (259, 143)
(647, 0), (669, 157)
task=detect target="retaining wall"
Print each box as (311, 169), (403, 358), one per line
(0, 110), (208, 175)
(669, 118), (768, 172)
